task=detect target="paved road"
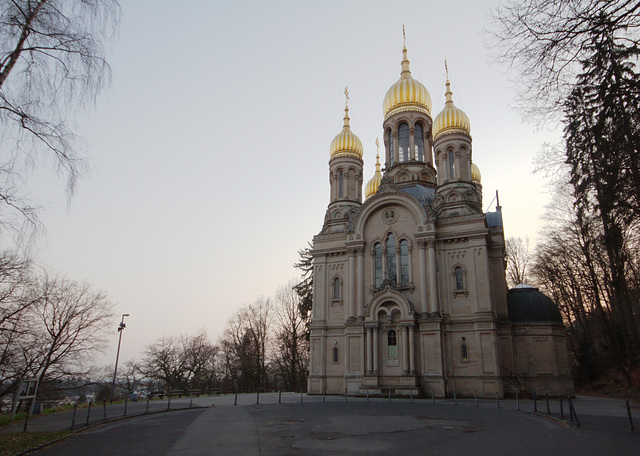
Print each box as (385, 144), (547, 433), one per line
(26, 395), (640, 456)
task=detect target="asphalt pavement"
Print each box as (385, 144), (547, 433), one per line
(3, 393), (638, 455)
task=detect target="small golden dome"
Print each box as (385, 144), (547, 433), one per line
(383, 46), (432, 120)
(330, 104), (363, 159)
(471, 162), (481, 183)
(433, 79), (471, 140)
(365, 152), (383, 199)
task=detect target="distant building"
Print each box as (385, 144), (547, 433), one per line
(307, 45), (573, 397)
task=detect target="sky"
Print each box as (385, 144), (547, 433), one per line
(24, 0), (562, 368)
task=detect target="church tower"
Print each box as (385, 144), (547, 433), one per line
(382, 46), (437, 187)
(432, 76), (482, 217)
(323, 93), (364, 234)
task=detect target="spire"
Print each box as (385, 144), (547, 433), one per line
(401, 46), (411, 77)
(343, 86), (351, 127)
(444, 60), (453, 104)
(400, 25), (411, 77)
(375, 138), (381, 172)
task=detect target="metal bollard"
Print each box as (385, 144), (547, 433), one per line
(70, 404), (77, 430)
(389, 388), (391, 403)
(475, 390), (478, 407)
(86, 401), (93, 424)
(516, 392), (520, 411)
(496, 391), (500, 409)
(167, 393), (171, 410)
(626, 400), (635, 431)
(546, 393), (550, 414)
(410, 388), (413, 403)
(256, 389), (260, 405)
(22, 400), (31, 433)
(234, 390), (238, 406)
(533, 392), (537, 412)
(345, 387), (348, 402)
(123, 397), (128, 416)
(568, 397), (580, 427)
(560, 395), (564, 418)
(323, 388), (326, 403)
(190, 392), (193, 408)
(278, 389), (281, 404)
(366, 387), (369, 403)
(145, 397), (150, 414)
(454, 390), (457, 405)
(300, 391), (303, 403)
(432, 389), (435, 404)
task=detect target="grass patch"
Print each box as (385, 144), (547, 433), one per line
(0, 413), (26, 427)
(0, 430), (72, 456)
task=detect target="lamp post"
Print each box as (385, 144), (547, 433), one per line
(110, 314), (129, 403)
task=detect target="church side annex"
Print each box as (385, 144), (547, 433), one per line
(307, 44), (573, 398)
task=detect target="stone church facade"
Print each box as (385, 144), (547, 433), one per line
(307, 45), (573, 398)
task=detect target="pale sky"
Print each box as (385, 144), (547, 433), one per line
(26, 0), (561, 368)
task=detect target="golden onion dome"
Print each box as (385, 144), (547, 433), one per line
(471, 162), (481, 183)
(433, 79), (471, 140)
(329, 104), (363, 159)
(365, 152), (383, 199)
(383, 46), (432, 120)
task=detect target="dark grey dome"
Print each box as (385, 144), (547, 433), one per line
(507, 284), (563, 324)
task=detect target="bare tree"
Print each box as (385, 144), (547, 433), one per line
(272, 281), (309, 391)
(0, 0), (120, 237)
(218, 298), (272, 392)
(27, 277), (114, 384)
(0, 275), (113, 402)
(490, 0), (640, 122)
(0, 249), (34, 397)
(141, 330), (218, 392)
(505, 236), (531, 288)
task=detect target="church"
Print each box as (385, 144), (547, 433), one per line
(307, 44), (574, 398)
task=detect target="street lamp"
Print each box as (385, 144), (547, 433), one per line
(110, 313), (129, 403)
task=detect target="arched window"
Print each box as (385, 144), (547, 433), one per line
(400, 240), (409, 285)
(398, 123), (410, 162)
(374, 243), (383, 288)
(454, 266), (464, 290)
(461, 344), (469, 362)
(339, 171), (344, 197)
(388, 330), (397, 358)
(387, 129), (394, 166)
(386, 234), (396, 285)
(414, 123), (424, 162)
(448, 150), (455, 180)
(332, 347), (339, 363)
(333, 277), (341, 300)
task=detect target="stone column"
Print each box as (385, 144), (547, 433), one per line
(348, 249), (356, 319)
(315, 257), (327, 320)
(427, 241), (439, 313)
(357, 247), (364, 318)
(409, 325), (415, 374)
(393, 133), (399, 165)
(366, 326), (373, 374)
(372, 325), (379, 374)
(402, 325), (409, 374)
(409, 127), (416, 160)
(407, 245), (413, 284)
(395, 246), (401, 285)
(418, 241), (428, 313)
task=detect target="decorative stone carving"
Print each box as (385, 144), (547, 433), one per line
(382, 209), (398, 225)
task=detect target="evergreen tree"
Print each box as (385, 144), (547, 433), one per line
(564, 13), (640, 372)
(293, 243), (313, 328)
